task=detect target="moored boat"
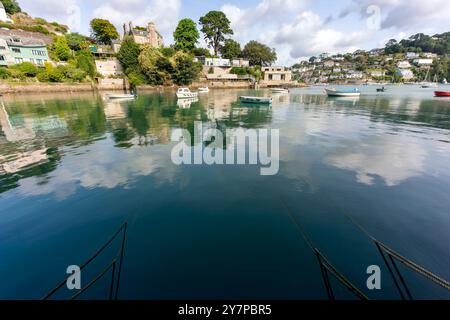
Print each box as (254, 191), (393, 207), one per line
(105, 93), (136, 99)
(325, 88), (360, 97)
(177, 88), (198, 99)
(198, 87), (209, 93)
(434, 91), (450, 97)
(271, 88), (289, 94)
(239, 96), (272, 104)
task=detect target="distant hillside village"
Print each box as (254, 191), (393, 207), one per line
(293, 32), (450, 84)
(0, 0), (448, 89)
(0, 0), (296, 89)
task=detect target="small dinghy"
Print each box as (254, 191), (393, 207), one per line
(198, 87), (209, 93)
(177, 87), (198, 99)
(240, 96), (272, 104)
(435, 91), (450, 97)
(325, 88), (360, 97)
(271, 88), (289, 94)
(376, 87), (386, 92)
(105, 93), (136, 99)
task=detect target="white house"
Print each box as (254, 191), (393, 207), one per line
(397, 61), (411, 69)
(413, 59), (433, 66)
(397, 69), (414, 80)
(0, 3), (13, 23)
(423, 52), (437, 59)
(406, 52), (419, 59)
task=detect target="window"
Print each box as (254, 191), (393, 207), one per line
(0, 46), (5, 50)
(12, 48), (21, 53)
(36, 59), (43, 66)
(0, 55), (5, 61)
(15, 57), (23, 64)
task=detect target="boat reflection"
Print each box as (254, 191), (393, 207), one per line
(177, 97), (199, 109)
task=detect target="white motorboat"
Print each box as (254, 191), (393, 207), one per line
(325, 88), (360, 97)
(198, 87), (210, 93)
(105, 93), (136, 99)
(271, 88), (289, 94)
(240, 96), (272, 104)
(177, 88), (198, 99)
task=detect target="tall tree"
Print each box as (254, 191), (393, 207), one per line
(172, 52), (202, 85)
(65, 33), (88, 51)
(199, 11), (233, 56)
(221, 39), (241, 59)
(90, 19), (119, 45)
(242, 41), (277, 66)
(2, 0), (21, 14)
(53, 36), (71, 61)
(117, 36), (141, 71)
(173, 18), (200, 52)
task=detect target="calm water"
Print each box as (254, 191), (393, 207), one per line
(0, 86), (450, 300)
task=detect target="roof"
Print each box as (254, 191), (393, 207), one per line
(0, 35), (46, 47)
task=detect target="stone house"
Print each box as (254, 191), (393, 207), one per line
(123, 22), (163, 47)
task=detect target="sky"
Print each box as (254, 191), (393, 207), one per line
(18, 0), (450, 65)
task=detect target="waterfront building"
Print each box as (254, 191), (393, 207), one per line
(123, 21), (163, 47)
(0, 35), (50, 66)
(95, 58), (123, 77)
(261, 66), (293, 85)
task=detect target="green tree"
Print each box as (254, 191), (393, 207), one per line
(172, 52), (202, 85)
(199, 11), (233, 56)
(75, 49), (96, 78)
(191, 47), (211, 57)
(221, 39), (241, 60)
(54, 36), (71, 61)
(117, 36), (141, 71)
(90, 18), (119, 45)
(173, 18), (200, 52)
(138, 45), (171, 85)
(65, 33), (88, 51)
(2, 0), (21, 14)
(242, 40), (277, 66)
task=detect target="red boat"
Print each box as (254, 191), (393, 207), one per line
(435, 91), (450, 97)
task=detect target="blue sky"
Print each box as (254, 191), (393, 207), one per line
(19, 0), (450, 65)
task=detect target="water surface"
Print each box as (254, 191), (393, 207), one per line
(1, 86), (450, 299)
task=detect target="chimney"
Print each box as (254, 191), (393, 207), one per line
(129, 21), (133, 34)
(123, 23), (127, 36)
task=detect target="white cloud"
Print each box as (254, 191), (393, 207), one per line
(222, 0), (370, 64)
(340, 0), (450, 30)
(20, 0), (82, 31)
(92, 0), (181, 41)
(273, 11), (369, 59)
(326, 137), (426, 186)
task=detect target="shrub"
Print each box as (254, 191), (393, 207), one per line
(11, 62), (38, 77)
(0, 67), (11, 79)
(230, 67), (248, 75)
(9, 69), (26, 80)
(58, 64), (86, 82)
(75, 50), (96, 78)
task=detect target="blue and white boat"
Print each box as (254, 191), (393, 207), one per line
(325, 88), (360, 97)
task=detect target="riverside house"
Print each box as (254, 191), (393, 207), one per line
(0, 35), (50, 66)
(261, 66), (293, 86)
(123, 21), (163, 47)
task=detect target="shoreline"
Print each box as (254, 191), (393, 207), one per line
(0, 81), (306, 95)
